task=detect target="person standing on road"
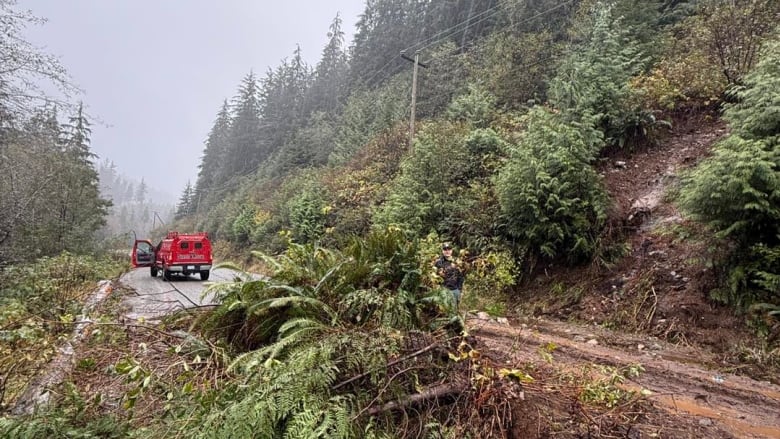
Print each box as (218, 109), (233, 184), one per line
(434, 242), (464, 309)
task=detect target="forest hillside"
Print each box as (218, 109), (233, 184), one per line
(2, 0), (780, 438)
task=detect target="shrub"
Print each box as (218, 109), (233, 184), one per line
(373, 121), (472, 235)
(230, 203), (258, 244)
(288, 185), (329, 244)
(679, 38), (780, 309)
(446, 84), (499, 128)
(190, 229), (457, 438)
(463, 249), (518, 311)
(692, 0), (780, 85)
(495, 106), (608, 262)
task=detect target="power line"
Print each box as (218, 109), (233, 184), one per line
(196, 1), (579, 208)
(359, 3), (501, 89)
(402, 3), (503, 54)
(418, 0), (575, 61)
(424, 0), (576, 64)
(359, 56), (403, 87)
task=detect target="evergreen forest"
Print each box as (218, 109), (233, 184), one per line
(2, 0), (780, 437)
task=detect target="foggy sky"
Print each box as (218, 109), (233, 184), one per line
(20, 0), (365, 202)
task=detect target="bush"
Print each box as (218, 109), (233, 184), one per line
(495, 106), (607, 262)
(288, 185), (329, 244)
(373, 121), (472, 235)
(190, 229), (458, 438)
(679, 38), (780, 309)
(549, 2), (668, 150)
(446, 84), (499, 128)
(463, 249), (518, 311)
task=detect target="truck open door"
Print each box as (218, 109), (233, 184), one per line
(132, 240), (155, 268)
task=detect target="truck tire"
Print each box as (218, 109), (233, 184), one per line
(200, 270), (210, 281)
(163, 269), (172, 281)
(151, 266), (158, 277)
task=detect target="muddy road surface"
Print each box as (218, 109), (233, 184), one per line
(471, 318), (780, 439)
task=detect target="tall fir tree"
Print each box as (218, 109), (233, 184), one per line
(135, 177), (148, 205)
(54, 102), (110, 253)
(221, 72), (263, 182)
(309, 13), (349, 115)
(175, 181), (194, 220)
(195, 100), (231, 202)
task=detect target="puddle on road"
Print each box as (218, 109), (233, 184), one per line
(654, 394), (780, 438)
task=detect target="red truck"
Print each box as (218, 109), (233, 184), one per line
(132, 231), (213, 281)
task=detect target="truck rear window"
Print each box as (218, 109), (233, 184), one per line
(180, 242), (189, 250)
(195, 242), (203, 249)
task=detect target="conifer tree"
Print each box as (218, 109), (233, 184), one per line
(135, 178), (148, 205)
(681, 37), (780, 245)
(195, 100), (231, 198)
(222, 72), (263, 181)
(50, 103), (110, 253)
(175, 181), (194, 220)
(309, 13), (349, 115)
(680, 37), (780, 305)
(261, 47), (313, 153)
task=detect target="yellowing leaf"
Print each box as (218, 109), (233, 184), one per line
(499, 368), (535, 383)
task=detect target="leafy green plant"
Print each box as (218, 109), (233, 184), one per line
(578, 364), (644, 408)
(185, 228), (461, 437)
(288, 185), (329, 244)
(495, 107), (607, 262)
(0, 382), (130, 439)
(114, 357), (152, 410)
(679, 38), (780, 309)
(462, 249), (517, 312)
(230, 203), (258, 244)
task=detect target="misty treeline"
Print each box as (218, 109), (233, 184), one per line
(0, 101), (110, 262)
(182, 0), (779, 308)
(0, 1), (111, 263)
(0, 0), (176, 263)
(97, 161), (174, 241)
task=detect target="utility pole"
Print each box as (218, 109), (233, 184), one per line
(401, 50), (428, 152)
(153, 211), (165, 231)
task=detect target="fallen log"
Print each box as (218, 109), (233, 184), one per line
(366, 381), (467, 416)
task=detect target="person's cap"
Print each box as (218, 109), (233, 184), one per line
(442, 243), (452, 250)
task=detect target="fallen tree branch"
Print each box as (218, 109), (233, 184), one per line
(45, 320), (188, 339)
(366, 381), (468, 416)
(332, 336), (458, 391)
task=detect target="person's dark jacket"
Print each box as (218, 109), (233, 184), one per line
(434, 255), (464, 290)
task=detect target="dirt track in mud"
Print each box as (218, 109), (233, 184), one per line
(479, 119), (780, 437)
(470, 317), (780, 438)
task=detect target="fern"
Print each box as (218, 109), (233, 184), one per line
(188, 229), (455, 438)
